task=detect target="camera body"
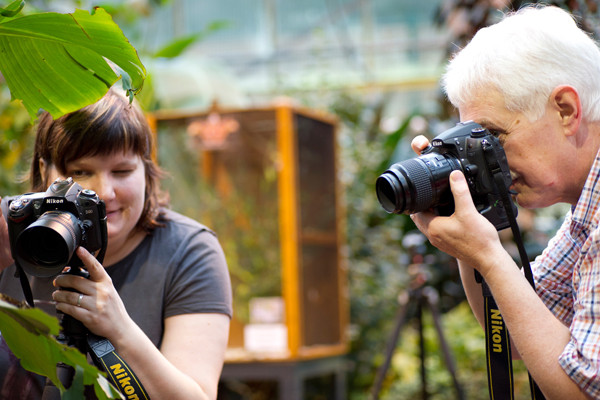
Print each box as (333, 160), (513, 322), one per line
(376, 121), (516, 230)
(5, 177), (107, 277)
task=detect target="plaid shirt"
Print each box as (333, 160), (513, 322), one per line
(533, 150), (600, 397)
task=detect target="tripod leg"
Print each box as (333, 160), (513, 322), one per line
(417, 297), (428, 400)
(369, 291), (413, 400)
(423, 287), (466, 400)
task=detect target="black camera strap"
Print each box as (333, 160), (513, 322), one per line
(87, 334), (150, 399)
(477, 276), (515, 399)
(13, 261), (34, 307)
(14, 262), (150, 399)
(478, 146), (546, 400)
(15, 272), (150, 399)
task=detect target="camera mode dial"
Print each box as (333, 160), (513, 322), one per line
(9, 199), (26, 212)
(470, 127), (487, 138)
(80, 189), (97, 198)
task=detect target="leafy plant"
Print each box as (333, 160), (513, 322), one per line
(381, 302), (532, 400)
(0, 0), (145, 120)
(0, 1), (147, 398)
(0, 297), (121, 399)
(327, 92), (460, 398)
(155, 124), (282, 323)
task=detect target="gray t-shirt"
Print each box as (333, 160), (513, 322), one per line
(0, 208), (232, 398)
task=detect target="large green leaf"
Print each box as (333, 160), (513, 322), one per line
(0, 297), (122, 399)
(0, 6), (146, 120)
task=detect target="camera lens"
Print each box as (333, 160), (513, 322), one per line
(376, 153), (460, 214)
(15, 211), (82, 277)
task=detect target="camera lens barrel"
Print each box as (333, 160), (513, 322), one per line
(376, 153), (460, 214)
(5, 178), (107, 278)
(15, 211), (82, 277)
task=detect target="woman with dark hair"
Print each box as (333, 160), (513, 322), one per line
(0, 87), (232, 399)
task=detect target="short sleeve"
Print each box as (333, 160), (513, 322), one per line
(164, 228), (233, 319)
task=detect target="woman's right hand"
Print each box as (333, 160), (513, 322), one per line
(0, 197), (14, 272)
(52, 247), (134, 342)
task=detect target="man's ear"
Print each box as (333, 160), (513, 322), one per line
(550, 85), (581, 136)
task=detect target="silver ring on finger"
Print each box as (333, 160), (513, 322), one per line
(76, 293), (84, 307)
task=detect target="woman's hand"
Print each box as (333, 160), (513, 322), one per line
(52, 247), (134, 342)
(0, 197), (15, 272)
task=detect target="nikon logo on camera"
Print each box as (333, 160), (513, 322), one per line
(45, 198), (64, 204)
(490, 308), (504, 353)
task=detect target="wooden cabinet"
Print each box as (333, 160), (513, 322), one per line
(150, 102), (348, 361)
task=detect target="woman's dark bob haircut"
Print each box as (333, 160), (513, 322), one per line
(30, 87), (168, 232)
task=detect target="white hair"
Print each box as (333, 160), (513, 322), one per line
(442, 5), (600, 122)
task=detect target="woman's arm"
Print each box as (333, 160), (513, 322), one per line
(53, 247), (230, 399)
(110, 313), (230, 399)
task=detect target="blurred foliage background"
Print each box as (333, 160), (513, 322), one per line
(1, 0), (598, 399)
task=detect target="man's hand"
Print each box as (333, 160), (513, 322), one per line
(408, 137), (504, 278)
(411, 135), (430, 155)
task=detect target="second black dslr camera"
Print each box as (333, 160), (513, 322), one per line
(376, 121), (516, 230)
(4, 177), (107, 278)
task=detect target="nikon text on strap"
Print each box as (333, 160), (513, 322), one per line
(88, 334), (149, 399)
(476, 274), (514, 399)
(479, 140), (546, 400)
(16, 270), (151, 399)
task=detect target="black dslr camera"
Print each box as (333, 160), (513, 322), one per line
(3, 177), (107, 278)
(375, 121), (516, 230)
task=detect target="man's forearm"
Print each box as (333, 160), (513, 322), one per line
(458, 260), (486, 328)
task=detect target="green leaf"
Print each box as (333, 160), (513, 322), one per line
(0, 7), (146, 120)
(153, 33), (202, 58)
(0, 0), (24, 20)
(0, 298), (121, 399)
(153, 20), (231, 58)
(376, 114), (414, 173)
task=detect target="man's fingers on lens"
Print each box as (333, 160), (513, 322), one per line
(411, 135), (430, 154)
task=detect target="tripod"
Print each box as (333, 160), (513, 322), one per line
(370, 263), (465, 400)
